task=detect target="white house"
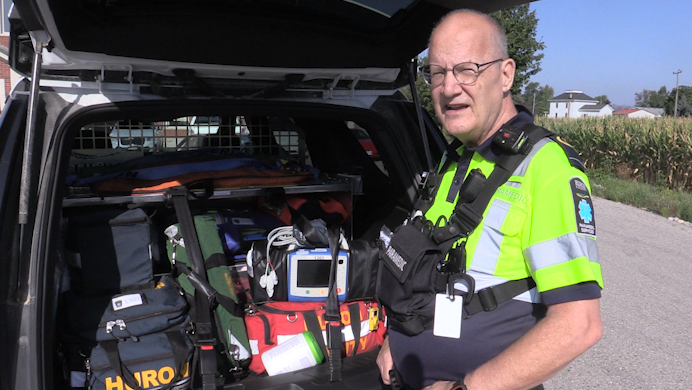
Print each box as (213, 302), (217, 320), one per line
(613, 108), (664, 118)
(548, 90), (613, 118)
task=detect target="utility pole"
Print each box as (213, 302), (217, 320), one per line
(673, 69), (682, 118)
(532, 93), (536, 116)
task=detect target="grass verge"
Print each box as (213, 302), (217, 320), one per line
(588, 168), (692, 222)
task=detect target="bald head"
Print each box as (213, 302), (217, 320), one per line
(430, 10), (508, 61)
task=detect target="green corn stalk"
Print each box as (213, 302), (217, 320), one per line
(535, 116), (692, 191)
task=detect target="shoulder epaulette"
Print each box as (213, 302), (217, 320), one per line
(547, 134), (585, 172)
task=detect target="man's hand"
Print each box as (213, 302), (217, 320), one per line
(422, 380), (456, 390)
(376, 336), (393, 384)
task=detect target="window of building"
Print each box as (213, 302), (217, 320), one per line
(1, 0), (10, 34)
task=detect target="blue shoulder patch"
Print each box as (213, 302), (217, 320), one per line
(570, 177), (596, 236)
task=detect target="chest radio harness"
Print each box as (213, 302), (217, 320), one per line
(378, 123), (570, 336)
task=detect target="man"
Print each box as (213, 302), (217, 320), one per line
(376, 9), (603, 390)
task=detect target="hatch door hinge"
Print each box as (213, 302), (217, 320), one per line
(97, 64), (134, 94)
(324, 74), (360, 100)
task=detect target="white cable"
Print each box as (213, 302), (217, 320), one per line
(266, 226), (298, 257)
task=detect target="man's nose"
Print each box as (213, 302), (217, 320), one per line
(440, 71), (463, 97)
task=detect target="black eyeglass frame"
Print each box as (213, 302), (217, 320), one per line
(420, 58), (505, 86)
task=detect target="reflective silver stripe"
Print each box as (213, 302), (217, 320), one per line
(469, 199), (511, 273)
(505, 181), (521, 188)
(524, 232), (600, 272)
(513, 138), (551, 178)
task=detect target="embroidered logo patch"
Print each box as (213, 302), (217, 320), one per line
(571, 178), (596, 236)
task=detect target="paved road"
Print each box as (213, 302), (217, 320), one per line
(545, 197), (692, 389)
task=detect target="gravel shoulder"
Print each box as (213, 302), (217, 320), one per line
(545, 196), (692, 389)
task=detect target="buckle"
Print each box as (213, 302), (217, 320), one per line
(433, 204), (482, 243)
(477, 287), (498, 311)
(324, 313), (341, 323)
(418, 171), (430, 190)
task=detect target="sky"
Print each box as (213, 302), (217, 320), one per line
(528, 0), (692, 107)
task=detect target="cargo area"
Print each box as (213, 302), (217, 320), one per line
(48, 103), (415, 390)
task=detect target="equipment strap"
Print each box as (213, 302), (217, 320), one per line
(429, 124), (553, 318)
(303, 311), (329, 359)
(166, 187), (218, 390)
(347, 303), (361, 356)
(462, 277), (537, 317)
(432, 124), (552, 245)
(173, 262), (244, 317)
(325, 228), (343, 382)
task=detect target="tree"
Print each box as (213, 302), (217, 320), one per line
(611, 104), (630, 112)
(665, 86), (692, 117)
(594, 95), (611, 105)
(635, 86), (669, 108)
(516, 82), (553, 116)
(491, 5), (545, 96)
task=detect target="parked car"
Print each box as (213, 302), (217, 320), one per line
(109, 121), (159, 149)
(0, 1), (530, 390)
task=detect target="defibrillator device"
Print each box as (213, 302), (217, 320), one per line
(287, 248), (348, 302)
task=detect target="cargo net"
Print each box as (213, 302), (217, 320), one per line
(70, 115), (309, 169)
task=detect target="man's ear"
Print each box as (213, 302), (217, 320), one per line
(501, 59), (516, 93)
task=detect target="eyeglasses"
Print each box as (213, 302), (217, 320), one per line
(420, 59), (505, 87)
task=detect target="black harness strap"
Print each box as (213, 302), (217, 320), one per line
(325, 228), (343, 381)
(463, 277), (537, 317)
(166, 187), (218, 390)
(432, 124), (553, 246)
(173, 261), (244, 317)
(425, 124), (554, 317)
(303, 311), (329, 359)
(347, 303), (362, 356)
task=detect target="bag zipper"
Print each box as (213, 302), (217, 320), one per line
(73, 303), (188, 335)
(89, 351), (181, 372)
(249, 303), (326, 316)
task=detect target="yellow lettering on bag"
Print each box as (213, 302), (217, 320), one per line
(158, 366), (174, 384)
(104, 363), (189, 390)
(141, 369), (159, 388)
(105, 376), (123, 390)
(340, 310), (351, 326)
(344, 340), (355, 355)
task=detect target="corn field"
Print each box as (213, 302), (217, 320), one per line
(535, 116), (692, 191)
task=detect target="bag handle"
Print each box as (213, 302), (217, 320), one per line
(100, 331), (190, 390)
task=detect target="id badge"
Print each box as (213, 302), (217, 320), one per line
(433, 293), (462, 339)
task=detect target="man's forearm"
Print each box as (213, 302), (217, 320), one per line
(463, 298), (603, 390)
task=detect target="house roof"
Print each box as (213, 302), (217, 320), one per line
(613, 109), (639, 115)
(613, 108), (663, 116)
(580, 104), (608, 111)
(639, 107), (665, 116)
(549, 91), (596, 101)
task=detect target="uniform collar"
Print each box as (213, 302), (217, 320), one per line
(440, 105), (535, 167)
(466, 105), (535, 163)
